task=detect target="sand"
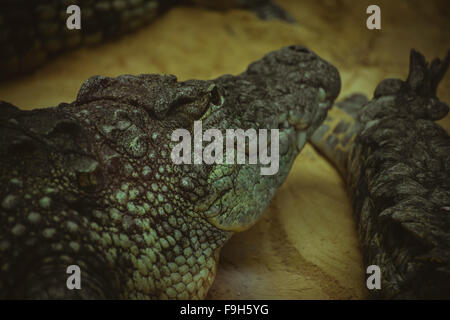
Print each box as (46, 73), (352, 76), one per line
(0, 0), (449, 299)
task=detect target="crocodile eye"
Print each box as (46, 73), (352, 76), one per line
(168, 96), (197, 111)
(208, 84), (223, 106)
(166, 83), (224, 124)
(168, 94), (209, 122)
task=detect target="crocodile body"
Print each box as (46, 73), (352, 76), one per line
(310, 50), (450, 299)
(0, 0), (293, 80)
(0, 46), (340, 299)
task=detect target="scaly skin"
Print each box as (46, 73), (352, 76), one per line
(0, 0), (293, 80)
(310, 50), (450, 299)
(0, 46), (340, 299)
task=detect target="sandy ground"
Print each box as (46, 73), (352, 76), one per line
(0, 0), (449, 299)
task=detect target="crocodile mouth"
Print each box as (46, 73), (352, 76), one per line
(276, 87), (333, 153)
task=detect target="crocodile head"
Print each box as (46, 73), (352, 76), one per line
(0, 46), (340, 299)
(195, 45), (341, 231)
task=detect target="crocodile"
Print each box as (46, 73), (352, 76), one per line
(0, 45), (341, 299)
(310, 50), (450, 299)
(0, 0), (294, 80)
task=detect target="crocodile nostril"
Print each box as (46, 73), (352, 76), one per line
(288, 45), (310, 53)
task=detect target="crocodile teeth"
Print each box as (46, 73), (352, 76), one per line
(318, 87), (326, 102)
(319, 102), (329, 110)
(278, 113), (287, 125)
(296, 131), (307, 151)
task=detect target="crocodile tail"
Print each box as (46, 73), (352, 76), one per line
(407, 49), (450, 98)
(309, 94), (368, 177)
(391, 49), (450, 121)
(1, 0), (170, 80)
